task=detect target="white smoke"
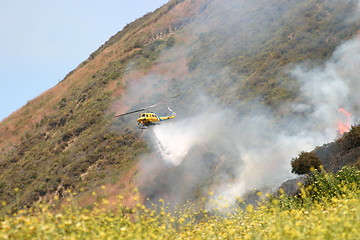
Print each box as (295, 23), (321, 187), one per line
(140, 35), (360, 209)
(148, 107), (317, 208)
(113, 0), (360, 210)
(291, 35), (360, 129)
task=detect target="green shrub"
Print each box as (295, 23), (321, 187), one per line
(305, 166), (360, 201)
(291, 151), (322, 175)
(277, 166), (360, 210)
(166, 36), (176, 48)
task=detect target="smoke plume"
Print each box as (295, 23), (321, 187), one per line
(114, 0), (360, 210)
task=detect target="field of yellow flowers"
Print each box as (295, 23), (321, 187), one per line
(1, 167), (359, 239)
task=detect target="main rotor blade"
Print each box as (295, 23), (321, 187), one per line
(114, 94), (180, 118)
(114, 108), (146, 117)
(114, 102), (160, 118)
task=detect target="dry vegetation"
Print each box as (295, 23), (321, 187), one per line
(0, 0), (210, 214)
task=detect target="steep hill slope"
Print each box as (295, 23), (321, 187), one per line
(1, 0), (360, 213)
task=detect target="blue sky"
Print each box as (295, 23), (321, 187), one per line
(0, 0), (169, 121)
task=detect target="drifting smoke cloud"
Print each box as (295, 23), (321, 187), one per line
(142, 34), (360, 207)
(143, 98), (336, 208)
(291, 36), (360, 131)
(207, 35), (360, 208)
(114, 0), (360, 210)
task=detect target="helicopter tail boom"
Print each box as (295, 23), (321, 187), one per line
(159, 107), (176, 121)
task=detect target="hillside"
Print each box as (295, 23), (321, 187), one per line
(1, 0), (360, 214)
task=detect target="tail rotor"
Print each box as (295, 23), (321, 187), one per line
(168, 107), (176, 116)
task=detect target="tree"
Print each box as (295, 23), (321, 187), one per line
(291, 151), (322, 175)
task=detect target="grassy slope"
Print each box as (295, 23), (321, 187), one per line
(0, 0), (205, 213)
(0, 0), (360, 214)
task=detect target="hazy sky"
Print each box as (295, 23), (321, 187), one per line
(0, 0), (169, 121)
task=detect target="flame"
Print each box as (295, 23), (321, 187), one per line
(337, 108), (352, 135)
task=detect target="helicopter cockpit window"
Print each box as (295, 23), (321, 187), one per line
(141, 114), (146, 117)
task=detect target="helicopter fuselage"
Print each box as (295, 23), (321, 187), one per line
(137, 112), (175, 126)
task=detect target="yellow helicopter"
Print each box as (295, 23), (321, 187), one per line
(114, 96), (177, 128)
